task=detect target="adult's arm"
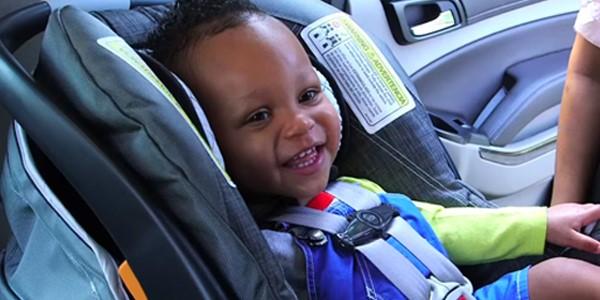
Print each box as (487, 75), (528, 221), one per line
(551, 34), (600, 205)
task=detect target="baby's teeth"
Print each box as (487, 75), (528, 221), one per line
(288, 147), (320, 168)
(292, 155), (317, 169)
(295, 147), (315, 160)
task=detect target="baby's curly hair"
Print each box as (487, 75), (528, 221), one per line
(149, 0), (265, 66)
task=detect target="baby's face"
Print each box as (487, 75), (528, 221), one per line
(182, 16), (341, 202)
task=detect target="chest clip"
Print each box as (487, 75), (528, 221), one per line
(335, 204), (398, 248)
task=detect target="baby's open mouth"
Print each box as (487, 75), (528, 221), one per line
(284, 145), (323, 169)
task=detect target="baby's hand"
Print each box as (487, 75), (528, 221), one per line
(547, 203), (600, 254)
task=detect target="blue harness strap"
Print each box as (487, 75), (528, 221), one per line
(272, 181), (475, 300)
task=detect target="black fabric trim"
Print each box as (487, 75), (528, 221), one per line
(138, 51), (206, 141)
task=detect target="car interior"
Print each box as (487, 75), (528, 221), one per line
(0, 0), (580, 299)
(350, 0), (578, 205)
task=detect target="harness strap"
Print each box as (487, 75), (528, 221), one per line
(270, 206), (348, 234)
(329, 182), (464, 283)
(273, 207), (474, 298)
(272, 208), (433, 298)
(357, 238), (431, 300)
(388, 218), (466, 284)
(327, 181), (381, 210)
(272, 180), (476, 299)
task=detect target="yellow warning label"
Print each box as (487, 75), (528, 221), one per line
(301, 13), (415, 134)
(340, 17), (410, 107)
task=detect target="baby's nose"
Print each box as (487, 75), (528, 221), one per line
(283, 113), (316, 138)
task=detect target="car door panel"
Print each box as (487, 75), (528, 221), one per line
(411, 15), (574, 131)
(350, 0), (578, 75)
(442, 128), (555, 200)
(348, 0), (579, 202)
(462, 0), (544, 24)
(478, 50), (568, 146)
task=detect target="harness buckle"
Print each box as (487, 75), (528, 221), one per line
(428, 276), (474, 300)
(335, 204), (398, 248)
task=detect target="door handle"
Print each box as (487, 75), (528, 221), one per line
(411, 9), (456, 36)
(382, 0), (466, 44)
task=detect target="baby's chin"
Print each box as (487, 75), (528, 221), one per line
(293, 180), (330, 206)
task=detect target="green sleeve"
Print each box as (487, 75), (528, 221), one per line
(415, 201), (547, 265)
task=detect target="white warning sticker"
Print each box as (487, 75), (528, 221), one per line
(301, 13), (415, 134)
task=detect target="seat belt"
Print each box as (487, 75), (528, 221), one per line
(271, 181), (475, 300)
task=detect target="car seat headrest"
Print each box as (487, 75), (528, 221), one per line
(37, 6), (294, 298)
(91, 4), (172, 49)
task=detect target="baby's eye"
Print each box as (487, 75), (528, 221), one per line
(246, 109), (271, 124)
(299, 89), (321, 104)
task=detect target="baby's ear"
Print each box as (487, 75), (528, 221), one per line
(314, 66), (343, 153)
(314, 67), (340, 117)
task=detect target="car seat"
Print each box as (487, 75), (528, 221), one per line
(0, 0), (491, 298)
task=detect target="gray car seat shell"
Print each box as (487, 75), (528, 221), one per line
(0, 123), (127, 299)
(37, 5), (295, 299)
(0, 2), (293, 299)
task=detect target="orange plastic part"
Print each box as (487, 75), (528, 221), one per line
(119, 260), (148, 300)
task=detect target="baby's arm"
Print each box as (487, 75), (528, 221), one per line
(417, 202), (600, 266)
(415, 201), (547, 265)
